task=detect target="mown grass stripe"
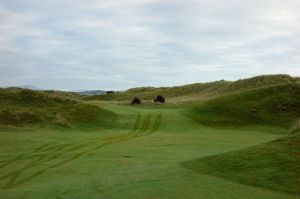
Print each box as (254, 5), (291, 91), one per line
(139, 114), (151, 133)
(149, 114), (162, 134)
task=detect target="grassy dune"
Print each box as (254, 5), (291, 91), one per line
(0, 88), (116, 129)
(184, 83), (300, 127)
(86, 74), (300, 102)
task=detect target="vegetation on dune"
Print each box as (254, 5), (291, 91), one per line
(3, 87), (83, 100)
(184, 83), (300, 128)
(42, 90), (83, 100)
(224, 74), (299, 92)
(0, 109), (42, 125)
(181, 133), (300, 195)
(0, 88), (117, 129)
(85, 74), (300, 102)
(290, 119), (300, 134)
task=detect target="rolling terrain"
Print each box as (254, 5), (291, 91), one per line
(86, 74), (300, 103)
(0, 88), (116, 130)
(184, 83), (300, 127)
(0, 75), (299, 199)
(182, 132), (300, 195)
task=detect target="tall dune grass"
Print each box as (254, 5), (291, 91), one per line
(290, 119), (300, 134)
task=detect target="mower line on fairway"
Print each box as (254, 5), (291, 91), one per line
(0, 113), (163, 190)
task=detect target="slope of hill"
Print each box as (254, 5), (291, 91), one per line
(3, 87), (83, 100)
(85, 74), (300, 102)
(184, 83), (300, 128)
(181, 132), (300, 195)
(0, 88), (116, 129)
(76, 90), (107, 96)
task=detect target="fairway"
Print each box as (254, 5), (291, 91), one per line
(0, 103), (297, 199)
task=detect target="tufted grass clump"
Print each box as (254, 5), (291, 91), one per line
(290, 119), (300, 134)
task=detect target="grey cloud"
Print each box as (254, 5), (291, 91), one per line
(0, 0), (299, 90)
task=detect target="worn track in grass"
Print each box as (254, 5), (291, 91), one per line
(0, 113), (163, 190)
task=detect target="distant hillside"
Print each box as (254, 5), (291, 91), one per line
(19, 85), (41, 90)
(0, 88), (116, 129)
(85, 74), (300, 102)
(4, 87), (83, 100)
(184, 83), (300, 127)
(76, 90), (107, 96)
(181, 132), (300, 195)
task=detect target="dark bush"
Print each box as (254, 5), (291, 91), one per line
(154, 95), (165, 103)
(131, 97), (141, 105)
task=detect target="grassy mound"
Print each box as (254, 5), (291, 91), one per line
(184, 83), (300, 128)
(86, 74), (300, 102)
(181, 133), (300, 195)
(0, 88), (117, 129)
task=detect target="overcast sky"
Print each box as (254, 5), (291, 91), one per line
(0, 0), (299, 90)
